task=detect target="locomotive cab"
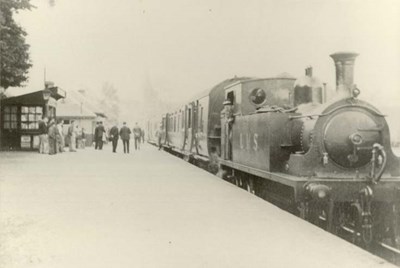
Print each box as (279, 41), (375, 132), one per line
(222, 75), (296, 116)
(220, 75), (296, 170)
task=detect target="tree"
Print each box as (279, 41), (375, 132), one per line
(0, 0), (33, 89)
(99, 82), (120, 125)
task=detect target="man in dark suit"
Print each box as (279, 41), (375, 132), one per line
(94, 121), (106, 150)
(38, 117), (48, 154)
(119, 122), (131, 153)
(109, 124), (119, 153)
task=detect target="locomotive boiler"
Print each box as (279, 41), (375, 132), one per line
(147, 52), (400, 255)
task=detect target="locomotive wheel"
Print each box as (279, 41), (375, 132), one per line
(298, 203), (307, 219)
(183, 154), (191, 163)
(235, 177), (240, 187)
(305, 201), (329, 229)
(246, 177), (255, 195)
(234, 176), (243, 187)
(350, 203), (365, 246)
(378, 203), (400, 249)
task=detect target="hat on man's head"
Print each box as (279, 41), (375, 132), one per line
(223, 99), (232, 106)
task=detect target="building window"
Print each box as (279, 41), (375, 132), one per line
(48, 107), (56, 118)
(3, 106), (18, 129)
(21, 106), (42, 130)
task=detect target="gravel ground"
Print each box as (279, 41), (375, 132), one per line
(0, 143), (396, 268)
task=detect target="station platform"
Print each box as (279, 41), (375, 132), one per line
(0, 143), (396, 268)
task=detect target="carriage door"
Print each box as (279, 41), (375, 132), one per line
(222, 91), (235, 160)
(191, 101), (199, 154)
(188, 104), (194, 153)
(162, 116), (167, 145)
(184, 106), (192, 151)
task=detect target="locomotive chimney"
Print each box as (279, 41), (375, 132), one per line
(330, 52), (358, 98)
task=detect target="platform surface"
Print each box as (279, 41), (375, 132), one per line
(0, 143), (396, 268)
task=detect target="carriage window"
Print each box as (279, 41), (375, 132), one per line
(48, 106), (56, 118)
(21, 106), (42, 130)
(3, 105), (18, 129)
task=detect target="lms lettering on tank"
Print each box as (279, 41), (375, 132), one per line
(239, 132), (259, 151)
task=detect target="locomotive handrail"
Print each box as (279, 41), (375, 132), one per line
(251, 106), (298, 114)
(370, 143), (387, 183)
(289, 104), (386, 120)
(357, 125), (384, 132)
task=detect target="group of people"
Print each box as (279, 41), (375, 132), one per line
(38, 117), (85, 155)
(38, 118), (145, 154)
(107, 122), (145, 153)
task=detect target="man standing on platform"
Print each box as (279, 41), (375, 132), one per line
(133, 122), (141, 150)
(119, 122), (131, 154)
(109, 124), (119, 153)
(56, 119), (65, 152)
(67, 120), (77, 152)
(94, 121), (106, 150)
(156, 123), (163, 150)
(38, 117), (49, 154)
(48, 118), (59, 155)
(141, 128), (145, 143)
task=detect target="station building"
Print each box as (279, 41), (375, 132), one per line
(0, 84), (66, 150)
(56, 89), (107, 147)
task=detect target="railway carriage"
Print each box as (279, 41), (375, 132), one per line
(148, 77), (251, 160)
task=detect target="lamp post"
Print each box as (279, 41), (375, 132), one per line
(43, 88), (51, 118)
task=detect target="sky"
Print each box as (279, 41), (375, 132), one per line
(14, 0), (400, 118)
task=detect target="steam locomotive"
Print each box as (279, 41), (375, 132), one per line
(147, 52), (400, 253)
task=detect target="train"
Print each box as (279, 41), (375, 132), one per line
(147, 52), (400, 255)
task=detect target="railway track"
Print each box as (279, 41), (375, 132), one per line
(337, 225), (400, 266)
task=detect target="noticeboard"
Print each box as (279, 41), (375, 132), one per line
(21, 135), (31, 149)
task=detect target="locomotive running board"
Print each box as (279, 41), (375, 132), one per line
(219, 159), (307, 188)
